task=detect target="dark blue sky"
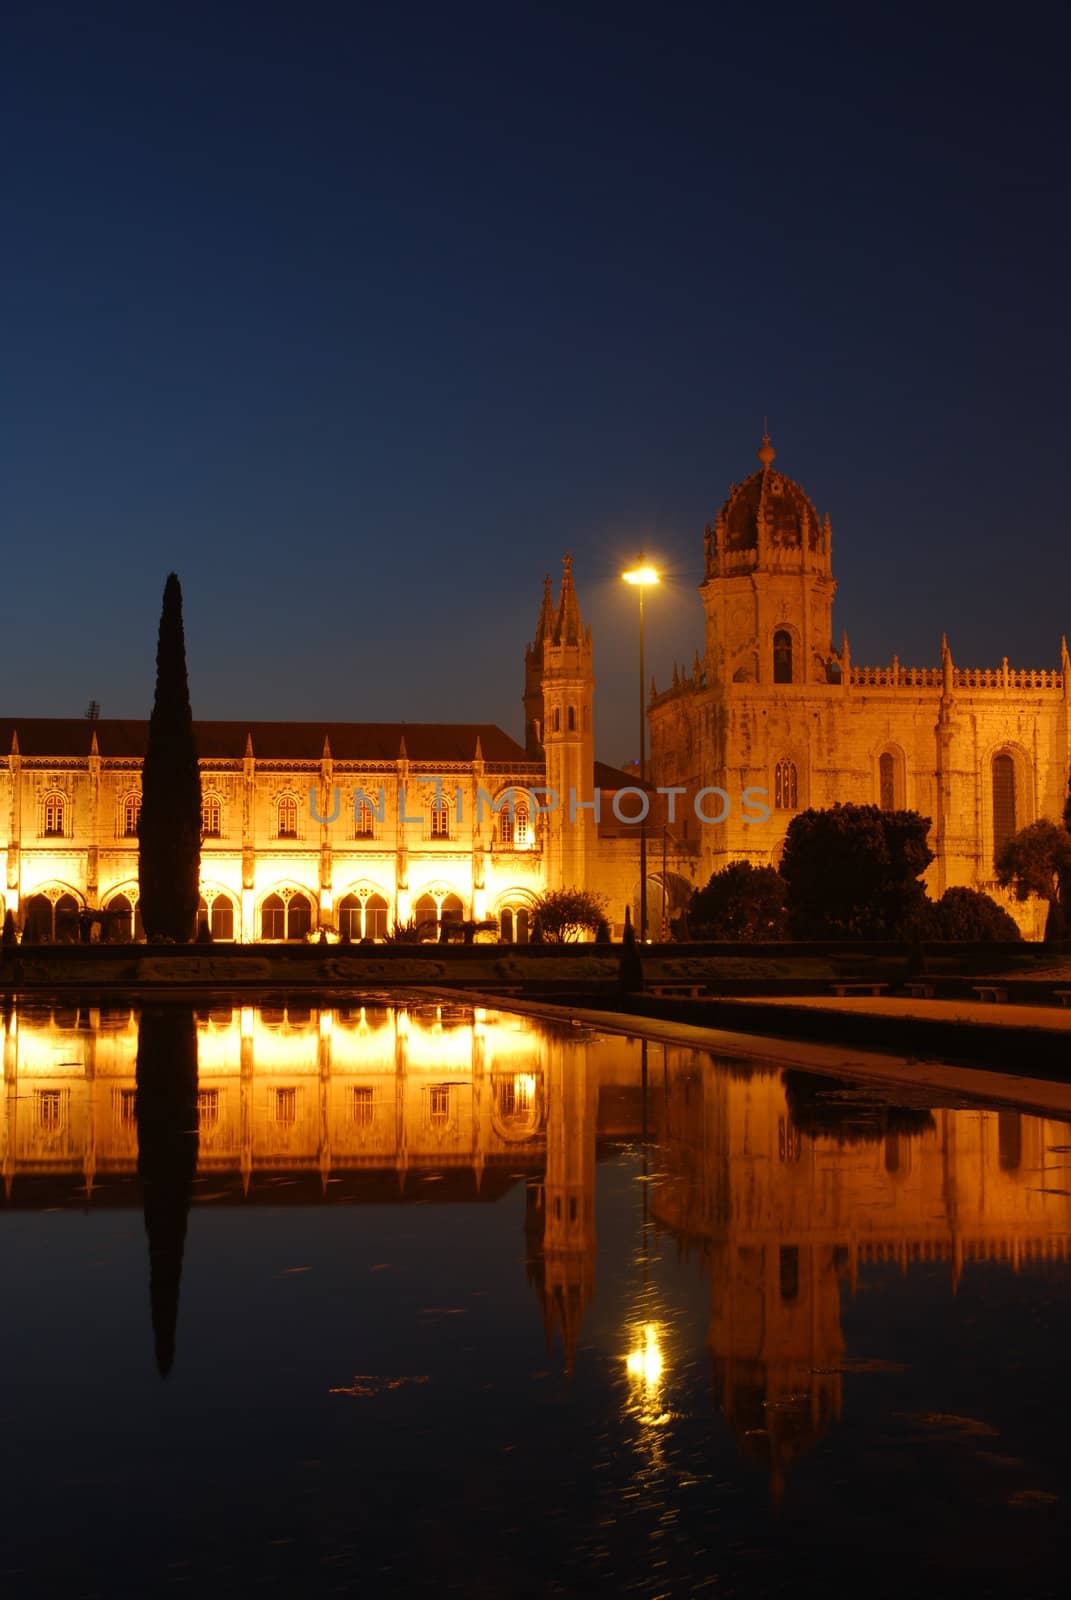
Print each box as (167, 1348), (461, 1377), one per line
(4, 1), (1070, 762)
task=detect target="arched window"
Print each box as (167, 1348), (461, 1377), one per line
(774, 758), (798, 810)
(338, 892), (389, 941)
(773, 630), (793, 684)
(553, 707), (561, 733)
(498, 803), (514, 847)
(201, 795), (222, 838)
(567, 705), (576, 731)
(277, 795), (298, 839)
(43, 794), (66, 837)
(515, 800), (530, 847)
(413, 893), (439, 939)
(260, 891), (311, 941)
(355, 798), (376, 838)
(992, 754), (1017, 860)
(122, 794), (140, 837)
(440, 893), (463, 928)
(106, 892), (143, 942)
(198, 893), (234, 941)
(429, 797), (450, 839)
(499, 905), (530, 944)
(879, 752), (896, 811)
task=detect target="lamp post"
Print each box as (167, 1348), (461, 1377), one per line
(623, 559), (659, 940)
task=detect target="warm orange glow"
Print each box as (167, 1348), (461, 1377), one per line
(626, 1322), (664, 1389)
(622, 565), (660, 586)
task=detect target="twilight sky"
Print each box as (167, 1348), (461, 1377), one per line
(3, 1), (1070, 764)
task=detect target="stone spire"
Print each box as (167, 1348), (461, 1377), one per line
(533, 573), (555, 648)
(554, 553), (584, 645)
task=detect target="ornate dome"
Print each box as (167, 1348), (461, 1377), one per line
(717, 435), (825, 554)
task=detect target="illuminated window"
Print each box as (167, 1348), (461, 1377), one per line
(429, 1085), (450, 1126)
(773, 630), (793, 684)
(274, 1087), (297, 1126)
(43, 793), (65, 837)
(35, 1089), (64, 1132)
(430, 798), (450, 838)
(498, 803), (514, 846)
(992, 754), (1017, 860)
(122, 794), (141, 836)
(355, 799), (376, 838)
(261, 892), (311, 941)
(115, 1088), (137, 1127)
(879, 752), (896, 811)
(774, 758), (798, 810)
(197, 1089), (220, 1129)
(352, 1086), (374, 1127)
(201, 795), (221, 838)
(277, 795), (298, 838)
(210, 895), (234, 941)
(515, 801), (529, 847)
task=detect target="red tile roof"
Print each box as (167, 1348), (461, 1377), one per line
(1, 718), (534, 765)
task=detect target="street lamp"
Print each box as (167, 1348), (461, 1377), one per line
(622, 559), (659, 940)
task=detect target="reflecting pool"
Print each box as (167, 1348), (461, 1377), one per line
(2, 997), (1070, 1596)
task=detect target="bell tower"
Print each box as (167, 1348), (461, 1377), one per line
(701, 435), (836, 689)
(539, 556), (595, 891)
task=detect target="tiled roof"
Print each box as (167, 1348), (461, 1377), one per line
(0, 718), (534, 765)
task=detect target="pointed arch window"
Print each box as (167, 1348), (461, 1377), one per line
(879, 752), (896, 811)
(122, 793), (141, 837)
(992, 754), (1017, 861)
(773, 630), (793, 684)
(774, 759), (798, 810)
(42, 793), (66, 837)
(201, 794), (222, 838)
(277, 795), (298, 839)
(429, 797), (450, 839)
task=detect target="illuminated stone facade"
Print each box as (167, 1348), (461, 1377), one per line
(648, 435), (1071, 936)
(1, 558), (650, 940)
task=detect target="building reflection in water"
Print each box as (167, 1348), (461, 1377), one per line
(2, 999), (1070, 1491)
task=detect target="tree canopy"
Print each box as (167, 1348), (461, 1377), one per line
(534, 887), (607, 943)
(996, 817), (1071, 942)
(688, 861), (788, 940)
(779, 804), (934, 938)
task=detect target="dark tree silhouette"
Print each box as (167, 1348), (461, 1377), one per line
(688, 861), (788, 940)
(779, 804), (933, 938)
(619, 903), (643, 993)
(926, 886), (1022, 941)
(138, 573), (201, 941)
(136, 1006), (200, 1376)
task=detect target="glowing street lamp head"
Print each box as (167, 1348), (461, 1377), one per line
(622, 565), (660, 587)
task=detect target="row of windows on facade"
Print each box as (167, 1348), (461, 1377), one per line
(34, 793), (532, 845)
(19, 889), (534, 943)
(35, 1081), (469, 1134)
(26, 754), (1022, 846)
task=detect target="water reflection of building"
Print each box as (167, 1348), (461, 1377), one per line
(0, 1001), (615, 1374)
(651, 1057), (1071, 1495)
(5, 1006), (1071, 1458)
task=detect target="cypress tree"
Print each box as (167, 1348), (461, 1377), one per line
(138, 574), (202, 941)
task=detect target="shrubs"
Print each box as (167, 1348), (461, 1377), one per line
(925, 886), (1021, 942)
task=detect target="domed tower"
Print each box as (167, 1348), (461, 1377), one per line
(701, 435), (836, 688)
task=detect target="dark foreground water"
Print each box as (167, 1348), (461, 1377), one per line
(2, 997), (1070, 1598)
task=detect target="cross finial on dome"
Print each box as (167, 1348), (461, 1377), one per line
(757, 426), (775, 469)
